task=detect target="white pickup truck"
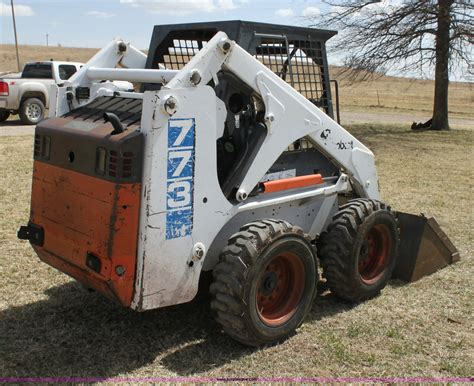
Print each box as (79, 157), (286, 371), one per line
(1, 61), (134, 125)
(0, 61), (84, 124)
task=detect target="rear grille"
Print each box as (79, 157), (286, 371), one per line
(122, 152), (133, 179)
(107, 150), (135, 179)
(34, 135), (41, 157)
(109, 150), (118, 178)
(33, 134), (50, 160)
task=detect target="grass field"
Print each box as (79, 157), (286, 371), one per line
(0, 124), (472, 379)
(330, 68), (473, 118)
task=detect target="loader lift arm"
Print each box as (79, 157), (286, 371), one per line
(56, 32), (378, 201)
(164, 32), (380, 200)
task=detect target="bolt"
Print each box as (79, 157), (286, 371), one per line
(266, 114), (275, 122)
(189, 69), (201, 86)
(193, 242), (206, 260)
(166, 98), (175, 109)
(219, 38), (232, 53)
(118, 42), (127, 53)
(237, 189), (248, 202)
(115, 265), (125, 276)
(163, 96), (177, 116)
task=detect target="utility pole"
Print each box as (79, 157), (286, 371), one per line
(46, 33), (49, 47)
(11, 0), (21, 71)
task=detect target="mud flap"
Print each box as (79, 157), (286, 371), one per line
(392, 212), (460, 282)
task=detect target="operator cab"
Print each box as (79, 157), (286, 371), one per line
(144, 21), (340, 200)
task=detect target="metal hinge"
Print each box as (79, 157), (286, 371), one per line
(17, 223), (44, 246)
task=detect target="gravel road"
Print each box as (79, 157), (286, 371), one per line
(340, 111), (473, 128)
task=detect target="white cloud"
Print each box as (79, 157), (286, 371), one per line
(302, 6), (320, 18)
(330, 5), (345, 14)
(330, 1), (402, 16)
(0, 1), (34, 16)
(367, 0), (404, 9)
(87, 10), (116, 18)
(275, 8), (294, 18)
(363, 0), (402, 13)
(216, 0), (236, 10)
(120, 0), (237, 15)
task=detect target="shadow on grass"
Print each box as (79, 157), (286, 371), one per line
(1, 278), (351, 378)
(160, 281), (350, 375)
(1, 280), (246, 378)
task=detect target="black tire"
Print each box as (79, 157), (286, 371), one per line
(210, 219), (317, 346)
(19, 97), (45, 125)
(318, 199), (399, 302)
(0, 109), (10, 122)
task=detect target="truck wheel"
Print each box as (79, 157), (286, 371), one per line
(210, 219), (317, 346)
(19, 98), (44, 125)
(0, 109), (10, 122)
(318, 199), (399, 302)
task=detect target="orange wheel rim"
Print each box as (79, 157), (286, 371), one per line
(256, 252), (305, 326)
(358, 223), (391, 284)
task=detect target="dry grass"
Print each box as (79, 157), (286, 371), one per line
(0, 44), (98, 73)
(330, 67), (473, 118)
(0, 125), (472, 379)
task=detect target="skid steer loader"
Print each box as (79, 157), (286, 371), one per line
(17, 21), (459, 346)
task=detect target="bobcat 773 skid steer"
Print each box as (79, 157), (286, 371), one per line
(18, 21), (459, 346)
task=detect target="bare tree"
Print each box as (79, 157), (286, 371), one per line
(309, 0), (473, 130)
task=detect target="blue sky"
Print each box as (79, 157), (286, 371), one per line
(0, 0), (328, 49)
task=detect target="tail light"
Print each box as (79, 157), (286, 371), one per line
(0, 81), (8, 96)
(0, 81), (9, 96)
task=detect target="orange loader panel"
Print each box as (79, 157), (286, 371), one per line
(30, 161), (141, 306)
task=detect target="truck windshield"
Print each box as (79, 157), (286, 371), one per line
(22, 64), (53, 79)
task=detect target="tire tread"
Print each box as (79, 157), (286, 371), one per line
(211, 219), (312, 346)
(318, 199), (398, 301)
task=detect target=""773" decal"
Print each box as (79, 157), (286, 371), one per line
(165, 118), (195, 240)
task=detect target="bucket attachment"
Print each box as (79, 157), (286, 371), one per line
(392, 212), (460, 282)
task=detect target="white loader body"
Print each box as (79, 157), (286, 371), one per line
(46, 31), (380, 310)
